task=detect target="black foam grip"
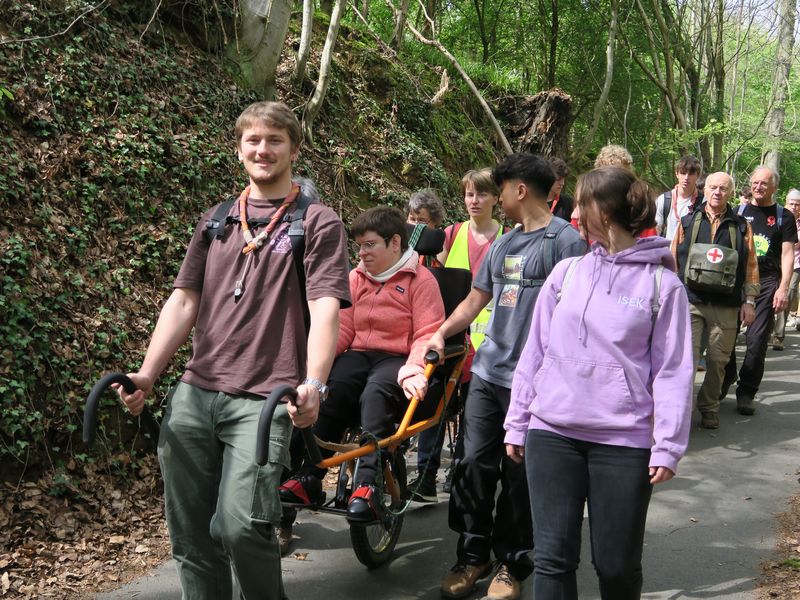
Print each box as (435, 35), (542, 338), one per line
(255, 385), (323, 466)
(83, 373), (158, 446)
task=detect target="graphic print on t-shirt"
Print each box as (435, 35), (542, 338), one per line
(499, 255), (525, 307)
(753, 233), (770, 257)
(270, 225), (292, 254)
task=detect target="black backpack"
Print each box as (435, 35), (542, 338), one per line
(203, 188), (316, 330)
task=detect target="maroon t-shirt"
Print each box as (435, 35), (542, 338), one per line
(174, 195), (351, 397)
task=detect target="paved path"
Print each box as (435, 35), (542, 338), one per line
(96, 332), (800, 600)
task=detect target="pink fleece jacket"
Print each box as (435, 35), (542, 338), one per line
(337, 251), (445, 384)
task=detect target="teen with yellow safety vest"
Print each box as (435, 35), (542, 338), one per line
(409, 169), (507, 503)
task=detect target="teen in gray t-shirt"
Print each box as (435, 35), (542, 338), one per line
(471, 221), (586, 388)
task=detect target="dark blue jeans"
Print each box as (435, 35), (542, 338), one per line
(525, 430), (653, 600)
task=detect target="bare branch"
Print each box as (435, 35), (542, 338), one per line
(0, 0), (109, 46)
(140, 0), (164, 43)
(388, 0), (513, 155)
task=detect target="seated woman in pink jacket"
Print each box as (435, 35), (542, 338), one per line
(280, 206), (446, 523)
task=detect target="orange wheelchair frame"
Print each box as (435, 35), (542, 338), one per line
(254, 343), (467, 568)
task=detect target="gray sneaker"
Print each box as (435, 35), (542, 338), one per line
(409, 473), (438, 503)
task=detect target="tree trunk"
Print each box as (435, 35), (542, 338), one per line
(390, 0), (411, 50)
(710, 0), (725, 170)
(572, 0), (618, 161)
(302, 0), (346, 144)
(293, 0), (314, 84)
(472, 0), (489, 63)
(547, 0), (558, 88)
(395, 0), (513, 154)
(762, 0), (796, 172)
(362, 0), (369, 21)
(237, 0), (293, 100)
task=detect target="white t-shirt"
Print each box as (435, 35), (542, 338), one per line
(655, 189), (697, 242)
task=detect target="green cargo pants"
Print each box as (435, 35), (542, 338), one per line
(157, 381), (291, 600)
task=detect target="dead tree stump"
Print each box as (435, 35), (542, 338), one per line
(503, 89), (572, 159)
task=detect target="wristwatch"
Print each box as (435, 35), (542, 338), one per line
(744, 299), (756, 306)
(302, 377), (329, 402)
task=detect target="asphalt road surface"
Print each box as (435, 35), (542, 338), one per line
(97, 332), (800, 600)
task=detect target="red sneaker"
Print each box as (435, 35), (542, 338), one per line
(278, 474), (324, 506)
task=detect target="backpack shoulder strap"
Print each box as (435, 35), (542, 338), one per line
(688, 211), (703, 244)
(651, 265), (664, 327)
(777, 207), (783, 228)
(661, 190), (672, 226)
(286, 190), (316, 333)
(541, 218), (572, 278)
(203, 197), (236, 244)
(556, 256), (583, 303)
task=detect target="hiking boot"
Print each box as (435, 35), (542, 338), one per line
(278, 474), (324, 507)
(772, 337), (784, 351)
(700, 411), (719, 429)
(736, 394), (756, 416)
(487, 563), (521, 600)
(346, 484), (383, 524)
(787, 316), (797, 330)
(276, 525), (292, 556)
(409, 473), (438, 503)
(697, 357), (706, 372)
(440, 563), (491, 599)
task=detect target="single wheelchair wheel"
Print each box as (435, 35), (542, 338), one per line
(349, 452), (407, 568)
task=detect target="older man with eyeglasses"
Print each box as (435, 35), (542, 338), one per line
(671, 172), (759, 429)
(719, 166), (798, 416)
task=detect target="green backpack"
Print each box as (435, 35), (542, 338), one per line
(684, 212), (738, 294)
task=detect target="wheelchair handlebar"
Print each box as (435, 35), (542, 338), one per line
(424, 350), (440, 364)
(255, 385), (322, 467)
(83, 372), (160, 447)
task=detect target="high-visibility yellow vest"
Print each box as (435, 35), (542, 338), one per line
(445, 220), (503, 349)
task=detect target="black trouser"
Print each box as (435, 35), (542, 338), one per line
(448, 374), (533, 580)
(525, 430), (652, 600)
(725, 275), (777, 400)
(299, 350), (436, 485)
(416, 380), (467, 478)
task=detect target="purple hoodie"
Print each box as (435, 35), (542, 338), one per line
(504, 237), (693, 474)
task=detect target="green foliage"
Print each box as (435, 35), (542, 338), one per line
(0, 2), (258, 470)
(0, 1), (497, 472)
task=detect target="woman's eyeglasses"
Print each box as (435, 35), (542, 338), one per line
(351, 238), (389, 253)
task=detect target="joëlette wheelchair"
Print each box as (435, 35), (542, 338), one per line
(82, 224), (472, 569)
(255, 233), (471, 568)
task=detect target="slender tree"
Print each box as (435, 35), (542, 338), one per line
(762, 0), (797, 172)
(390, 0), (411, 50)
(302, 0), (346, 144)
(572, 0), (618, 160)
(294, 0), (315, 84)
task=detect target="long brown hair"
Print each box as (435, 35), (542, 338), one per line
(576, 167), (655, 237)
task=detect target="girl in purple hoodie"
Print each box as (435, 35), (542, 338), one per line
(504, 167), (693, 600)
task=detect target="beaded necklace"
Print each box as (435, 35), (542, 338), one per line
(233, 183), (300, 299)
